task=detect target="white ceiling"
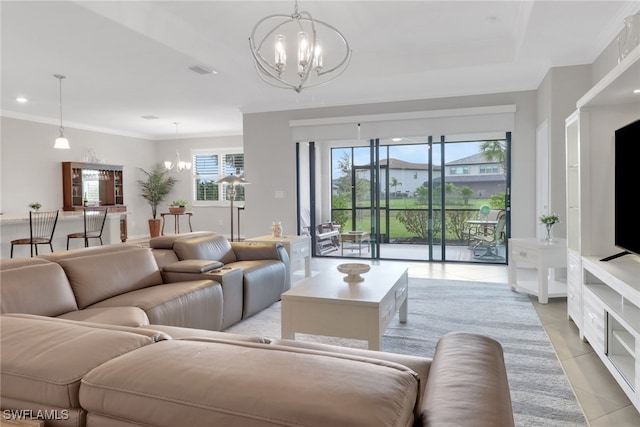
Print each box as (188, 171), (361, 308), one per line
(1, 0), (638, 140)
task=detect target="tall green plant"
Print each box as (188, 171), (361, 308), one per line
(138, 164), (178, 219)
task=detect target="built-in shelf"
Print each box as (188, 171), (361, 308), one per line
(566, 40), (640, 412)
(582, 257), (640, 409)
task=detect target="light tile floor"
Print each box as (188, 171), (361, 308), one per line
(303, 259), (640, 426)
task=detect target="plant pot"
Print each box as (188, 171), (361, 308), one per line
(148, 219), (162, 238)
(169, 206), (186, 215)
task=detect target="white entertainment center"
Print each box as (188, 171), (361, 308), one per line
(565, 46), (640, 411)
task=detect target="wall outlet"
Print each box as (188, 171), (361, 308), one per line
(218, 219), (223, 225)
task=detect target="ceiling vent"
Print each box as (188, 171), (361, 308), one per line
(141, 115), (159, 120)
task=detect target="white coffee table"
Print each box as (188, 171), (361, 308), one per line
(281, 263), (408, 350)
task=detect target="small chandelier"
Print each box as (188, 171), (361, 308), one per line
(53, 74), (70, 149)
(248, 0), (351, 93)
(164, 122), (191, 172)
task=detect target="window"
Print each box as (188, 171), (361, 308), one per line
(193, 149), (245, 204)
(449, 167), (469, 175)
(479, 165), (500, 174)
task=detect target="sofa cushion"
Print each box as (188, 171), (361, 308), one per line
(80, 339), (419, 427)
(0, 262), (78, 316)
(0, 257), (51, 269)
(148, 231), (217, 250)
(232, 260), (287, 318)
(173, 234), (237, 264)
(58, 306), (150, 327)
(0, 315), (156, 411)
(141, 324), (271, 344)
(57, 247), (163, 309)
(40, 243), (140, 262)
(87, 280), (224, 330)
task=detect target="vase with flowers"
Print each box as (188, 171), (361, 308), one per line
(539, 213), (560, 241)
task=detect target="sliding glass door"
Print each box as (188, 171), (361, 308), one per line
(298, 132), (510, 264)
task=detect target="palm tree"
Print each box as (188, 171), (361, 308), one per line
(390, 177), (402, 198)
(480, 140), (507, 174)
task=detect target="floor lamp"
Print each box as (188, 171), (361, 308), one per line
(216, 174), (248, 242)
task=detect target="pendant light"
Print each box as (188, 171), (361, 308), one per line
(53, 74), (70, 149)
(164, 122), (192, 172)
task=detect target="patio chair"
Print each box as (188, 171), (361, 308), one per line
(10, 210), (59, 257)
(472, 211), (506, 260)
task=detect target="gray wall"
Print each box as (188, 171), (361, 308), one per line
(536, 65), (592, 238)
(243, 91), (540, 240)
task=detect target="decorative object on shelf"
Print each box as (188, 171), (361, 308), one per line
(539, 213), (559, 241)
(336, 263), (370, 283)
(248, 0), (351, 93)
(83, 148), (104, 164)
(169, 198), (190, 214)
(617, 11), (640, 63)
(28, 202), (41, 212)
(164, 122), (192, 172)
(53, 74), (70, 149)
(271, 221), (283, 238)
(138, 164), (178, 237)
(216, 173), (249, 242)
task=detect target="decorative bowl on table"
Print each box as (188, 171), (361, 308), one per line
(336, 263), (371, 283)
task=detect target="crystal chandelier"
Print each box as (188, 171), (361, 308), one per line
(53, 74), (70, 149)
(248, 0), (351, 93)
(164, 122), (191, 172)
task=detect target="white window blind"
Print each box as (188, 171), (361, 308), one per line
(193, 150), (244, 203)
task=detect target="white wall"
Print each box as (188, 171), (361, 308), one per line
(0, 117), (155, 239)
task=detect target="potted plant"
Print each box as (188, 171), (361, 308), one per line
(169, 198), (190, 215)
(137, 164), (178, 237)
(28, 202), (41, 212)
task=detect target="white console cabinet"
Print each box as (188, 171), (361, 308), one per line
(582, 256), (640, 410)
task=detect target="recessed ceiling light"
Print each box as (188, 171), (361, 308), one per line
(633, 89), (640, 94)
(16, 97), (28, 103)
(392, 137), (402, 142)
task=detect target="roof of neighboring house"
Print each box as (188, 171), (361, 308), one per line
(359, 158), (438, 171)
(446, 152), (497, 166)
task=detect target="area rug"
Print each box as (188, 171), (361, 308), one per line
(226, 278), (587, 426)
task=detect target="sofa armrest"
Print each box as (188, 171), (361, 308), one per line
(421, 332), (514, 427)
(231, 242), (289, 263)
(162, 259), (224, 274)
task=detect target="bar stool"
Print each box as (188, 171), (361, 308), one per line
(10, 210), (59, 258)
(67, 207), (109, 249)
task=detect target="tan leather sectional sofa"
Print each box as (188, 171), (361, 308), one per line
(0, 233), (290, 331)
(0, 235), (514, 426)
(1, 314), (514, 427)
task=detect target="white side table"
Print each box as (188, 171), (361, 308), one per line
(245, 235), (312, 282)
(508, 238), (567, 303)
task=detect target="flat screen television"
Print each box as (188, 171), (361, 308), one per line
(607, 118), (640, 260)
